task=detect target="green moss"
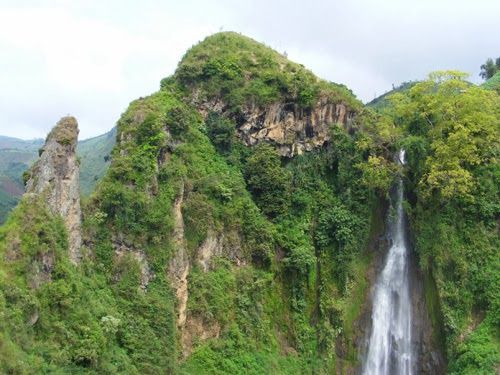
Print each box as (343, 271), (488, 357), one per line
(46, 116), (78, 145)
(340, 201), (386, 364)
(423, 268), (447, 360)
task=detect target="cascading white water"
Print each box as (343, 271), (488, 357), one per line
(363, 149), (413, 375)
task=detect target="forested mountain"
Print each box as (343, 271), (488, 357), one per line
(0, 33), (497, 374)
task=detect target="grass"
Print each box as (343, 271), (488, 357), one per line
(174, 32), (362, 112)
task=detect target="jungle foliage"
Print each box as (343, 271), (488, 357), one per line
(372, 71), (500, 374)
(0, 31), (498, 375)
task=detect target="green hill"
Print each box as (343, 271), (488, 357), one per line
(0, 33), (498, 374)
(366, 81), (417, 110)
(77, 127), (116, 196)
(174, 32), (360, 111)
(482, 71), (500, 93)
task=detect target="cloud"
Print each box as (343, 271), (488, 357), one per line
(0, 2), (223, 139)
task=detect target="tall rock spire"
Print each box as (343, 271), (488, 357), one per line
(25, 116), (82, 263)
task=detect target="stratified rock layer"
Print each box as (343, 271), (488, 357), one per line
(26, 116), (82, 263)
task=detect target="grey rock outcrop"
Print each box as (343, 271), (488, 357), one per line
(196, 231), (224, 272)
(193, 93), (355, 157)
(25, 116), (82, 264)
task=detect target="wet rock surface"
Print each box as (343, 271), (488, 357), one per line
(355, 194), (446, 374)
(408, 251), (447, 374)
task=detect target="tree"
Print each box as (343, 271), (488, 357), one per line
(479, 57), (500, 80)
(244, 143), (291, 219)
(205, 112), (235, 154)
(388, 70), (500, 201)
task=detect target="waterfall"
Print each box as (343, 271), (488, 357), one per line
(363, 149), (413, 375)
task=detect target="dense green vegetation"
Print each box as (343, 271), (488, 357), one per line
(0, 32), (380, 373)
(370, 71), (500, 373)
(0, 195), (144, 373)
(0, 32), (498, 374)
(172, 32), (361, 113)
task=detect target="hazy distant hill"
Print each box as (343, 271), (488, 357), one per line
(77, 127), (116, 196)
(366, 81), (417, 110)
(0, 128), (115, 222)
(0, 135), (43, 150)
(0, 137), (42, 221)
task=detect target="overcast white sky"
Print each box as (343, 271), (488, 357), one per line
(0, 0), (499, 140)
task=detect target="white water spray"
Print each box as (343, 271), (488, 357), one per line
(363, 149), (413, 375)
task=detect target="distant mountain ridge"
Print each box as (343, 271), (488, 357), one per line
(0, 135), (43, 150)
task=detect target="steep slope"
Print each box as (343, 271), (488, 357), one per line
(24, 116), (82, 263)
(0, 32), (387, 373)
(83, 32), (405, 373)
(173, 32), (362, 156)
(4, 33), (488, 375)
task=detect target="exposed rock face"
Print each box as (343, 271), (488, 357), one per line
(195, 229), (244, 271)
(409, 259), (447, 374)
(167, 187), (244, 356)
(196, 231), (224, 272)
(167, 183), (190, 331)
(180, 230), (238, 357)
(194, 94), (355, 157)
(181, 315), (221, 357)
(25, 116), (82, 264)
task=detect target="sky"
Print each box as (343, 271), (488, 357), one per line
(0, 0), (499, 140)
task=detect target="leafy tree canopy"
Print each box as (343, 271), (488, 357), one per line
(386, 70), (499, 201)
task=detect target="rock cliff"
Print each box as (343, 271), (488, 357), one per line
(194, 95), (355, 157)
(175, 32), (361, 158)
(25, 116), (82, 264)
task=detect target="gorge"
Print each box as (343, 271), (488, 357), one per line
(363, 150), (413, 374)
(0, 33), (498, 374)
